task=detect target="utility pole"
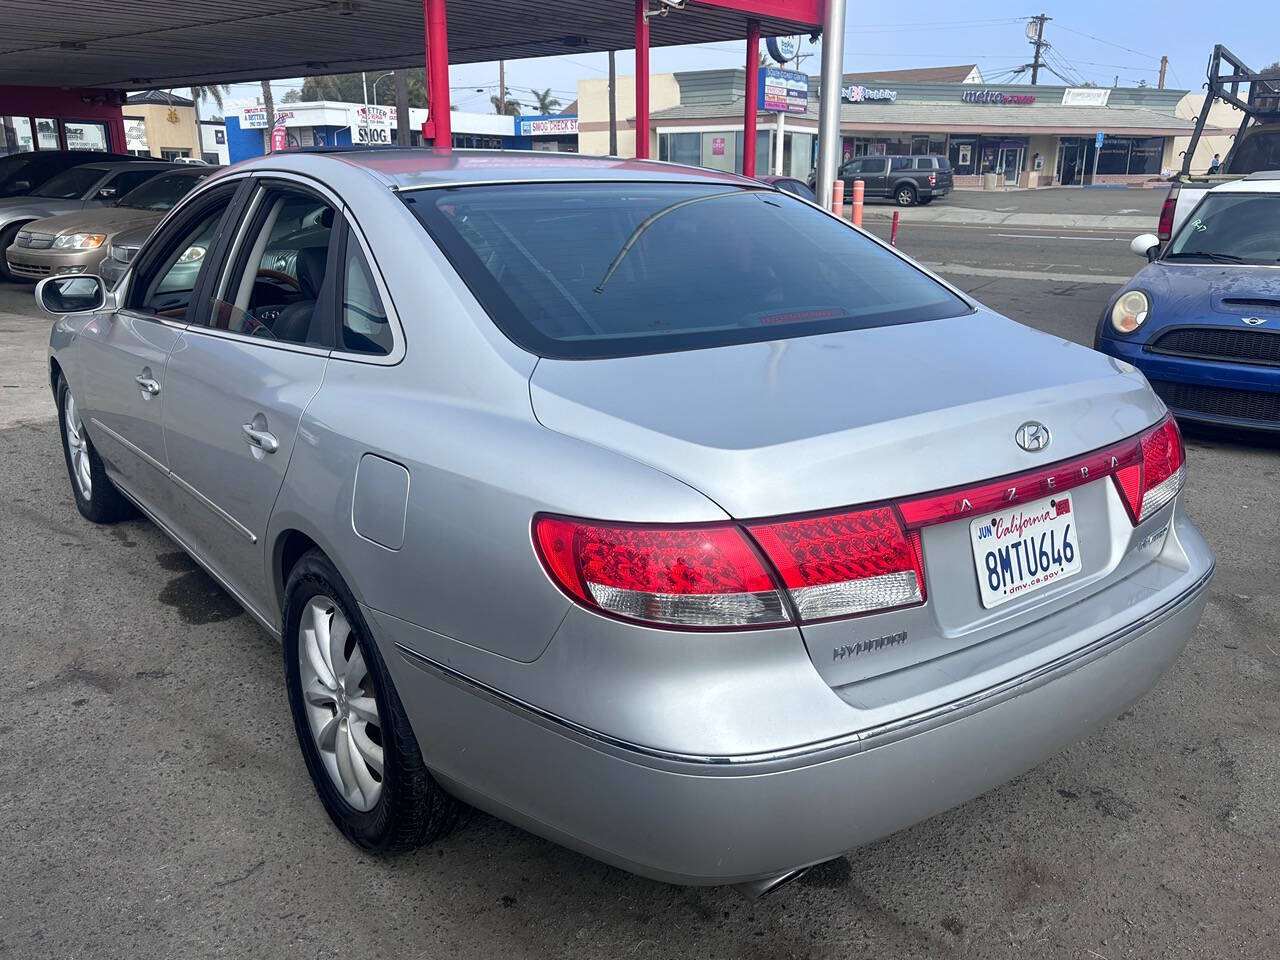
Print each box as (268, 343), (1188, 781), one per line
(608, 50), (618, 155)
(1158, 55), (1168, 89)
(1028, 13), (1051, 86)
(394, 70), (410, 146)
(499, 59), (506, 114)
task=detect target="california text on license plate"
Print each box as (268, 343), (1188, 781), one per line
(969, 492), (1082, 609)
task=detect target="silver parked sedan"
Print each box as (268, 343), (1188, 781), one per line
(40, 149), (1214, 894)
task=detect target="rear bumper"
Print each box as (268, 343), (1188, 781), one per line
(375, 508), (1214, 886)
(1097, 335), (1280, 431)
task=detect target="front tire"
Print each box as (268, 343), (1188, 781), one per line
(56, 376), (134, 523)
(283, 549), (460, 853)
(0, 223), (24, 282)
(896, 184), (918, 207)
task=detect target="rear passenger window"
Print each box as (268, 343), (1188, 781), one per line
(340, 239), (393, 356)
(890, 157), (912, 171)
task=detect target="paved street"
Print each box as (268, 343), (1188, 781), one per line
(2, 198), (1278, 959)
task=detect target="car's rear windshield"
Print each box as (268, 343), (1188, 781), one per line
(403, 182), (970, 359)
(1228, 131), (1280, 174)
(32, 165), (104, 199)
(936, 157), (952, 171)
(120, 171), (211, 211)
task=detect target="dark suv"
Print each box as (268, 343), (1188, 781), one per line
(836, 155), (953, 206)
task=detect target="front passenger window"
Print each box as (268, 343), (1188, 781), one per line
(208, 188), (336, 346)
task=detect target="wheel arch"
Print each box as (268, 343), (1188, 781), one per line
(273, 527), (323, 617)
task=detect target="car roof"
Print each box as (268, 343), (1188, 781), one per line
(229, 147), (760, 190)
(1210, 172), (1280, 194)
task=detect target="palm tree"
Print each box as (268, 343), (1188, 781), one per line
(530, 87), (562, 114)
(489, 87), (522, 116)
(261, 80), (277, 129)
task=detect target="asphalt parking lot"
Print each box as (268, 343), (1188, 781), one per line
(2, 210), (1278, 959)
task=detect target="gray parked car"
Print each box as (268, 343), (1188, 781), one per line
(0, 160), (173, 280)
(39, 149), (1214, 895)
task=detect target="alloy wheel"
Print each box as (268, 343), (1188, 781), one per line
(298, 595), (384, 812)
(63, 390), (92, 501)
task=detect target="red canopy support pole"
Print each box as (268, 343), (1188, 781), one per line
(634, 0), (650, 159)
(423, 0), (452, 150)
(742, 18), (760, 178)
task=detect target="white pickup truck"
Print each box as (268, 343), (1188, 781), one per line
(1158, 46), (1280, 244)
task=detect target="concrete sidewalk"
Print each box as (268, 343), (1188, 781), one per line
(860, 204), (1155, 232)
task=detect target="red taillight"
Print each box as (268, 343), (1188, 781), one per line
(748, 507), (924, 622)
(535, 420), (1184, 630)
(533, 516), (788, 628)
(1157, 187), (1178, 241)
(929, 173), (937, 186)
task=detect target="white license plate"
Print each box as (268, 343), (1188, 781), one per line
(969, 492), (1082, 609)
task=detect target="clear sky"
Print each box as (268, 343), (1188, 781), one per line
(211, 2), (1278, 115)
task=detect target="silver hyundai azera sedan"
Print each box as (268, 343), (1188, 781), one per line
(40, 149), (1214, 895)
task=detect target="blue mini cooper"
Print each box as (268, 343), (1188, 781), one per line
(1096, 173), (1280, 432)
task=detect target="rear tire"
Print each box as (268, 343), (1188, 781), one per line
(895, 184), (918, 207)
(283, 549), (461, 853)
(56, 375), (135, 523)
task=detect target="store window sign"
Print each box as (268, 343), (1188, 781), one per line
(962, 90), (1036, 105)
(758, 68), (809, 113)
(842, 85), (897, 103)
(712, 137), (726, 156)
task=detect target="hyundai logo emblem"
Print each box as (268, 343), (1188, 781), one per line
(1241, 316), (1267, 326)
(1015, 421), (1051, 452)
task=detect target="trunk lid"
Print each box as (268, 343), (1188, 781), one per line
(531, 309), (1169, 689)
(530, 308), (1162, 520)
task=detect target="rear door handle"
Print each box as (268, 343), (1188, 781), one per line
(241, 423), (279, 454)
(134, 375), (161, 396)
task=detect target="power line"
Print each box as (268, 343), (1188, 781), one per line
(1053, 23), (1161, 61)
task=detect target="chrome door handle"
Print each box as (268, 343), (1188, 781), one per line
(241, 423), (280, 454)
(134, 375), (161, 396)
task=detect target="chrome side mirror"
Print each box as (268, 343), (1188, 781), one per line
(35, 274), (106, 314)
(1130, 234), (1160, 261)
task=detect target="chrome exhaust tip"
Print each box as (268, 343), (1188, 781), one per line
(731, 865), (812, 900)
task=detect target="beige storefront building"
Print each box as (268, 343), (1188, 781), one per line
(579, 67), (1208, 187)
(122, 90), (206, 161)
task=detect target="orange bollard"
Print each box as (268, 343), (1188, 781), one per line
(890, 209), (900, 246)
(831, 179), (844, 219)
(851, 179), (865, 228)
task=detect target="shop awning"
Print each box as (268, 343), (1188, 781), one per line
(0, 0), (819, 89)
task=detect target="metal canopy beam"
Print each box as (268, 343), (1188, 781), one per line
(0, 0), (820, 90)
